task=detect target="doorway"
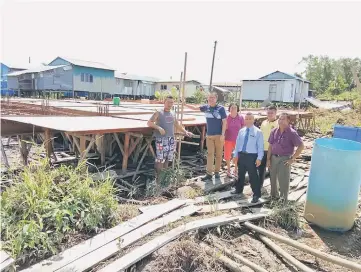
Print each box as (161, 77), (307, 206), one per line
(269, 84), (277, 101)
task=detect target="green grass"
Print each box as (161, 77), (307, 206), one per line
(311, 108), (361, 134)
(269, 199), (301, 230)
(0, 153), (122, 266)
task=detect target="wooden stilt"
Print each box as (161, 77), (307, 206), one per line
(122, 133), (130, 174)
(80, 136), (96, 161)
(19, 135), (30, 165)
(100, 135), (106, 166)
(1, 140), (10, 168)
(132, 139), (151, 181)
(44, 129), (52, 159)
(200, 125), (206, 152)
(113, 133), (124, 155)
(129, 136), (142, 156)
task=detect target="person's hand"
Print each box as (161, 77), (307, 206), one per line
(220, 135), (225, 142)
(284, 157), (295, 165)
(158, 127), (166, 136)
(185, 131), (194, 138)
(255, 159), (261, 167)
(266, 159), (271, 168)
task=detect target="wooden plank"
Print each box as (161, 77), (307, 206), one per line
(98, 212), (269, 272)
(23, 199), (187, 272)
(288, 188), (308, 202)
(198, 199), (269, 214)
(139, 178), (272, 213)
(0, 251), (10, 264)
(57, 204), (200, 272)
(296, 177), (309, 190)
(139, 190), (235, 213)
(290, 175), (304, 189)
(0, 257), (15, 272)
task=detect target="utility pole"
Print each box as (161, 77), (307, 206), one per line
(209, 41), (217, 92)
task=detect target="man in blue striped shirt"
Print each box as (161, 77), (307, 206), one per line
(232, 112), (264, 203)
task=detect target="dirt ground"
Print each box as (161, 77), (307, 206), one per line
(1, 124), (361, 271)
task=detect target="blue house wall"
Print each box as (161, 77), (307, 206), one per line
(1, 63), (16, 95)
(49, 57), (115, 96)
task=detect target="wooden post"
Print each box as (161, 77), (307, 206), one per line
(1, 140), (10, 168)
(20, 135), (29, 165)
(122, 133), (130, 174)
(209, 41), (217, 92)
(177, 52), (187, 168)
(99, 135), (106, 166)
(80, 136), (86, 157)
(44, 129), (52, 159)
(200, 125), (206, 152)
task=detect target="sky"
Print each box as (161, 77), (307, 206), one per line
(1, 0), (360, 83)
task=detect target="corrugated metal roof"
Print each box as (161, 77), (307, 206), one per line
(7, 65), (67, 77)
(56, 56), (115, 71)
(213, 86), (231, 93)
(115, 72), (158, 82)
(157, 79), (202, 84)
(259, 70), (310, 83)
(213, 82), (242, 87)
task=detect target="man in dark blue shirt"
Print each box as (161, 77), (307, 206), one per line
(200, 92), (227, 180)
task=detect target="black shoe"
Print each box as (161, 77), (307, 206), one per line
(214, 172), (221, 179)
(201, 174), (212, 181)
(251, 196), (260, 204)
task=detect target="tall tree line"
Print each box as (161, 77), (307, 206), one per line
(301, 55), (361, 95)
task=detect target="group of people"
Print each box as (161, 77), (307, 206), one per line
(147, 92), (304, 204)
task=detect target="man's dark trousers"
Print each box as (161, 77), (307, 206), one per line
(258, 151), (268, 187)
(236, 152), (261, 198)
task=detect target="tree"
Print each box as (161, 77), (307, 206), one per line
(301, 55), (361, 95)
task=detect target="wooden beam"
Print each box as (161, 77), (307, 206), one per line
(44, 129), (52, 159)
(201, 243), (251, 272)
(19, 135), (30, 165)
(72, 135), (81, 155)
(244, 222), (361, 272)
(121, 133), (130, 174)
(200, 125), (206, 152)
(56, 204), (198, 272)
(23, 199), (188, 272)
(212, 242), (268, 272)
(113, 133), (124, 155)
(98, 212), (269, 272)
(80, 136), (96, 161)
(1, 141), (10, 168)
(128, 136), (142, 157)
(258, 235), (314, 272)
(132, 140), (150, 181)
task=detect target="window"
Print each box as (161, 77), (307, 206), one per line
(81, 73), (93, 83)
(161, 84), (167, 90)
(290, 84), (294, 98)
(174, 85), (180, 90)
(116, 78), (121, 85)
(124, 80), (132, 87)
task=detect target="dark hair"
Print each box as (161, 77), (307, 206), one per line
(267, 105), (277, 111)
(228, 103), (240, 112)
(280, 112), (291, 120)
(165, 95), (174, 100)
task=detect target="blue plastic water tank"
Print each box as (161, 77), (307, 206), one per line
(304, 138), (361, 231)
(333, 125), (361, 143)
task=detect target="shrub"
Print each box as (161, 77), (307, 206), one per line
(0, 156), (119, 265)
